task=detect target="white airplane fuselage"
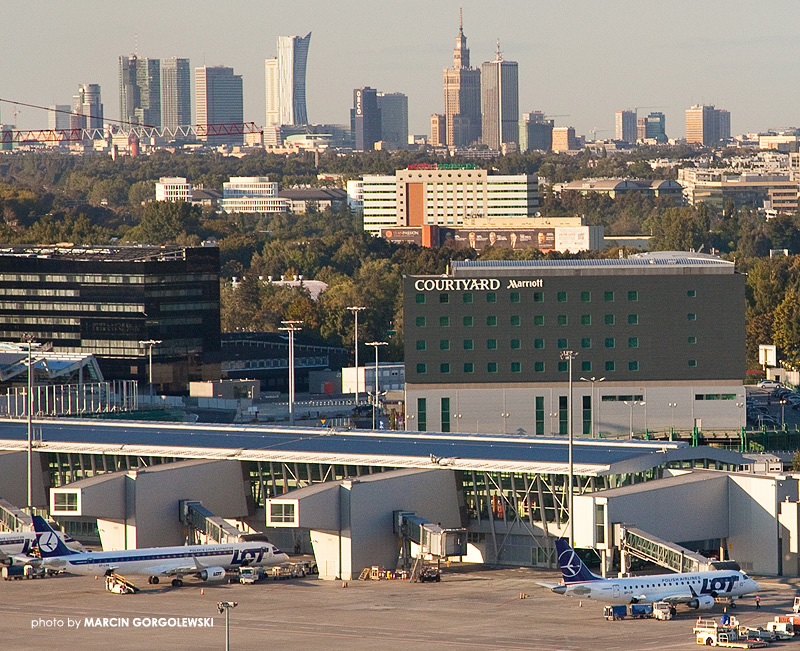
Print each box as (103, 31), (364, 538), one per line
(559, 570), (759, 605)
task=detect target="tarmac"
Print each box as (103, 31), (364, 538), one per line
(2, 565), (798, 651)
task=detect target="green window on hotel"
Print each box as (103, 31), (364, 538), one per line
(464, 362), (473, 373)
(534, 315), (544, 326)
(440, 363), (450, 373)
(688, 336), (697, 344)
(628, 314), (638, 324)
(415, 293), (425, 303)
(688, 359), (698, 367)
(628, 291), (638, 301)
(628, 337), (638, 348)
(535, 361), (545, 372)
(629, 361), (639, 371)
(688, 313), (697, 321)
(511, 362), (521, 373)
(581, 337), (591, 348)
(439, 293), (449, 303)
(511, 339), (521, 349)
(581, 291), (591, 302)
(558, 315), (568, 325)
(463, 339), (474, 350)
(510, 315), (521, 326)
(605, 361), (615, 371)
(687, 290), (696, 297)
(440, 339), (450, 350)
(463, 292), (473, 303)
(439, 316), (450, 326)
(558, 338), (568, 349)
(487, 362), (498, 373)
(487, 292), (497, 303)
(581, 361), (591, 372)
(534, 339), (544, 349)
(581, 315), (591, 325)
(605, 314), (615, 325)
(463, 316), (473, 326)
(557, 291), (567, 302)
(534, 292), (544, 302)
(487, 339), (497, 350)
(605, 338), (615, 348)
(416, 363), (426, 373)
(604, 291), (614, 301)
(558, 361), (567, 372)
(510, 292), (520, 303)
(487, 315), (497, 326)
(415, 316), (426, 327)
(416, 340), (426, 350)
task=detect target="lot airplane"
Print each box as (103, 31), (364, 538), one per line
(33, 516), (289, 587)
(541, 539), (760, 610)
(0, 529), (84, 565)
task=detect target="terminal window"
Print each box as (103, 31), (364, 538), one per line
(270, 503), (295, 524)
(417, 398), (427, 431)
(535, 396), (545, 435)
(53, 492), (78, 512)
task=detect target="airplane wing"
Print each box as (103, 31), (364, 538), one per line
(144, 556), (207, 578)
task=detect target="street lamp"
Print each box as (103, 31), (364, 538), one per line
(279, 320), (303, 426)
(138, 339), (162, 397)
(365, 341), (388, 429)
(579, 376), (605, 438)
(668, 402), (678, 436)
(500, 412), (510, 434)
(623, 400), (646, 439)
(217, 601), (238, 651)
(560, 349), (578, 547)
(346, 306), (366, 408)
(20, 334), (38, 512)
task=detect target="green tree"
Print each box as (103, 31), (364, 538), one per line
(125, 201), (200, 244)
(773, 288), (800, 368)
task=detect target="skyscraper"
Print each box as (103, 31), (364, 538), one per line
(442, 12), (481, 147)
(351, 87), (381, 151)
(119, 55), (161, 126)
(480, 43), (518, 150)
(645, 112), (667, 142)
(686, 104), (730, 145)
(377, 92), (408, 149)
(48, 105), (71, 131)
(265, 33), (311, 126)
(160, 58), (191, 130)
(519, 111), (554, 152)
(195, 66), (244, 145)
(71, 84), (103, 130)
(615, 110), (637, 143)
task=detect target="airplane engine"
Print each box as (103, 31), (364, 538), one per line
(688, 595), (715, 610)
(199, 567), (227, 582)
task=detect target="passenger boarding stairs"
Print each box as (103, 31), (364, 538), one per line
(179, 500), (242, 545)
(619, 525), (714, 574)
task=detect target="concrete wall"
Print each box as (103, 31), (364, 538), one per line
(0, 451), (48, 509)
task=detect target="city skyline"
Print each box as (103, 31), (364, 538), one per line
(2, 0), (799, 139)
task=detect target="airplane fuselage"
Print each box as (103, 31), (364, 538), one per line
(560, 570), (759, 605)
(40, 543), (289, 576)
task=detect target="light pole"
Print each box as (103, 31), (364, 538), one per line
(138, 339), (162, 397)
(668, 402), (678, 436)
(500, 412), (510, 434)
(217, 601), (238, 651)
(279, 320), (303, 426)
(346, 306), (366, 408)
(623, 400), (646, 439)
(579, 376), (605, 438)
(365, 341), (387, 429)
(560, 349), (578, 547)
(21, 334), (37, 513)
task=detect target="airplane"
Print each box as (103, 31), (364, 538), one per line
(32, 515), (290, 587)
(0, 529), (84, 566)
(540, 539), (760, 610)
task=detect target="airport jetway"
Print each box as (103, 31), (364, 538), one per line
(0, 498), (31, 533)
(394, 511), (467, 579)
(619, 525), (714, 574)
(179, 500), (242, 545)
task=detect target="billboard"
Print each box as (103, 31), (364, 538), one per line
(441, 228), (556, 252)
(380, 228), (423, 245)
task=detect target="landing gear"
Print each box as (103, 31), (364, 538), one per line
(171, 578), (183, 587)
(148, 576), (160, 585)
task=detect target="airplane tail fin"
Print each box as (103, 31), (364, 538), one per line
(32, 516), (79, 557)
(554, 539), (604, 584)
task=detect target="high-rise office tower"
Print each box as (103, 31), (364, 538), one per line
(48, 105), (71, 131)
(195, 66), (244, 145)
(160, 58), (191, 130)
(430, 114), (446, 147)
(480, 43), (518, 150)
(686, 104), (730, 145)
(351, 87), (381, 151)
(645, 112), (667, 142)
(119, 55), (161, 126)
(265, 33), (311, 126)
(442, 12), (481, 147)
(615, 109), (637, 143)
(377, 92), (408, 148)
(552, 126), (577, 152)
(519, 111), (554, 152)
(72, 84), (104, 130)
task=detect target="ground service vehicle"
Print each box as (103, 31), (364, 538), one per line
(630, 603), (653, 618)
(239, 567), (265, 584)
(693, 618), (767, 648)
(793, 596), (800, 613)
(765, 621), (794, 639)
(604, 605), (627, 620)
(653, 602), (674, 620)
(2, 564), (45, 580)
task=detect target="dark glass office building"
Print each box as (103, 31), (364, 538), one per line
(404, 253), (745, 437)
(0, 246), (220, 392)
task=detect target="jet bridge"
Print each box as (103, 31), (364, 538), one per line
(394, 511), (467, 578)
(179, 500), (242, 545)
(619, 525), (714, 574)
(0, 498), (31, 533)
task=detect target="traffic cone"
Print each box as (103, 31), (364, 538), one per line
(201, 588), (204, 595)
(579, 600), (583, 608)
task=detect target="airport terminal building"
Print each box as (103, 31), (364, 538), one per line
(404, 253), (746, 436)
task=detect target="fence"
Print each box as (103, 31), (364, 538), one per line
(0, 380), (138, 417)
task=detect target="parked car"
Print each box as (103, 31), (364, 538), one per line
(758, 380), (782, 389)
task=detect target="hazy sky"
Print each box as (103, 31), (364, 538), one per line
(3, 0), (799, 139)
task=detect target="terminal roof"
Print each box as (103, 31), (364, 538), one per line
(0, 419), (744, 477)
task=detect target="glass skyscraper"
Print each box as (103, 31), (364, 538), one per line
(195, 66), (244, 145)
(160, 58), (191, 130)
(265, 32), (311, 126)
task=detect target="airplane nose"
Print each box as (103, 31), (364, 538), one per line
(753, 580), (761, 591)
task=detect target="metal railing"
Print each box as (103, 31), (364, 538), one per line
(620, 525), (712, 573)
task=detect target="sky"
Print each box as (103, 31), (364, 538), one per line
(2, 0), (800, 139)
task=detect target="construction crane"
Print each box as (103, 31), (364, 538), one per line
(590, 127), (612, 141)
(0, 98), (262, 144)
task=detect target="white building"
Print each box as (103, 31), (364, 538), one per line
(220, 176), (290, 214)
(360, 166), (540, 235)
(155, 177), (191, 202)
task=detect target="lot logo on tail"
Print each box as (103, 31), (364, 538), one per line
(38, 532), (60, 554)
(558, 548), (583, 579)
